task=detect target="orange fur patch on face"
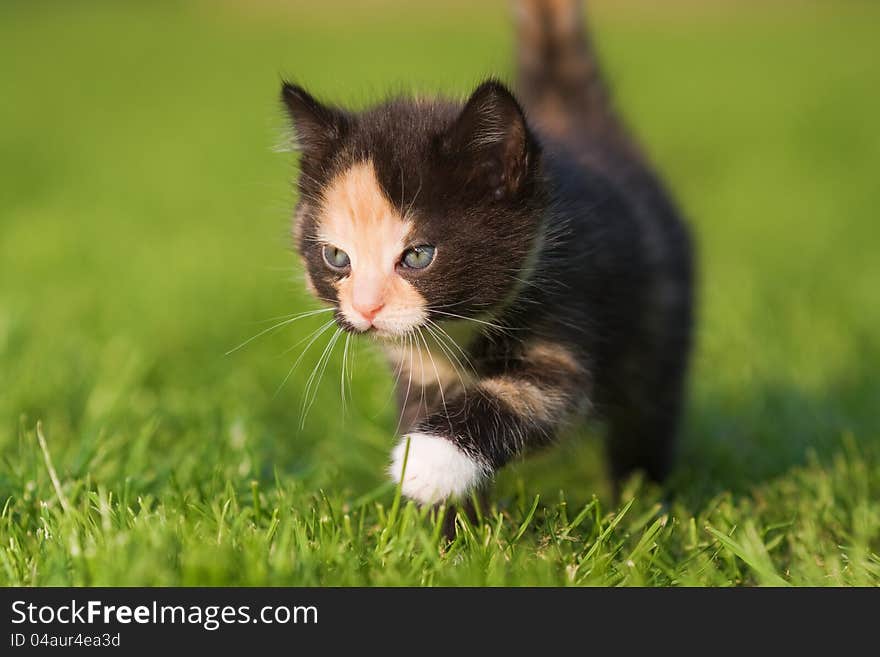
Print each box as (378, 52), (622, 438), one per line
(317, 160), (427, 334)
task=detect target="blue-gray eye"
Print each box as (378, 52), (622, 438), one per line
(322, 245), (350, 270)
(401, 245), (435, 270)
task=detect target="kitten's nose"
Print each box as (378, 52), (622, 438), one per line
(353, 301), (384, 324)
(352, 273), (386, 325)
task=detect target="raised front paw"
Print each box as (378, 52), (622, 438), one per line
(387, 432), (488, 505)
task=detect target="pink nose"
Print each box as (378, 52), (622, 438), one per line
(353, 301), (384, 324)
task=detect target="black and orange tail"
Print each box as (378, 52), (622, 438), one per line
(514, 0), (618, 142)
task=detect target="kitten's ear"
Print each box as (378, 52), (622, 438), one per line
(280, 82), (348, 160)
(444, 80), (538, 200)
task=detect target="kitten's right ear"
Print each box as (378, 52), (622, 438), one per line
(280, 82), (348, 160)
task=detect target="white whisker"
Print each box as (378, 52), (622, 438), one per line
(425, 318), (476, 375)
(340, 332), (352, 415)
(273, 319), (336, 398)
(414, 328), (427, 421)
(395, 330), (415, 437)
(428, 309), (516, 334)
(300, 327), (342, 427)
(226, 308), (334, 355)
(424, 322), (471, 398)
(417, 326), (453, 434)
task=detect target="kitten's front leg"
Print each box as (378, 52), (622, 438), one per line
(388, 341), (587, 505)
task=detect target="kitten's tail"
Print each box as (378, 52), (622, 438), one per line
(514, 0), (619, 142)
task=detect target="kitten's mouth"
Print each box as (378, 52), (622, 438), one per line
(342, 322), (419, 341)
(337, 321), (386, 338)
(362, 325), (407, 340)
(335, 309), (425, 339)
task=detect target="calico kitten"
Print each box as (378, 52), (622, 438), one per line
(280, 0), (693, 505)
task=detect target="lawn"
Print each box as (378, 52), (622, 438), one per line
(1, 0), (878, 586)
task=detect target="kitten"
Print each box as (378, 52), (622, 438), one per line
(280, 0), (693, 505)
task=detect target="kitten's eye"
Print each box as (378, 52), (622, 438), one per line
(401, 245), (436, 270)
(322, 245), (350, 270)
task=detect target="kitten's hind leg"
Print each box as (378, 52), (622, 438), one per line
(604, 357), (688, 490)
(606, 403), (680, 490)
(605, 271), (693, 491)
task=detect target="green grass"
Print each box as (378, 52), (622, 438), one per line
(1, 0), (879, 586)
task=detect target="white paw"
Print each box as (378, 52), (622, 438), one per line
(387, 432), (488, 505)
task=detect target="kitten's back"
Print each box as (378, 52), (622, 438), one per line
(515, 0), (695, 484)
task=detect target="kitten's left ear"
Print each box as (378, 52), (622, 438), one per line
(444, 79), (538, 200)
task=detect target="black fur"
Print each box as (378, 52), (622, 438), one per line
(281, 0), (694, 490)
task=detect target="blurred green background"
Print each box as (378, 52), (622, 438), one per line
(1, 0), (878, 585)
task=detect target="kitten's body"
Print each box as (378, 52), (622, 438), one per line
(282, 0), (693, 504)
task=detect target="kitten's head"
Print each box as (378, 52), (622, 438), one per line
(282, 79), (544, 338)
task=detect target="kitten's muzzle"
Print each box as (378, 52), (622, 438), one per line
(352, 301), (385, 325)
